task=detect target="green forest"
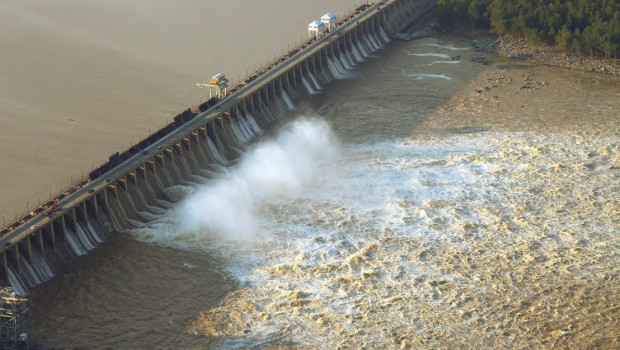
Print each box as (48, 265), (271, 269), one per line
(436, 0), (620, 57)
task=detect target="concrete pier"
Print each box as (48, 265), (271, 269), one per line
(0, 0), (436, 296)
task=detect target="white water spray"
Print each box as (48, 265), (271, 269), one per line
(309, 72), (323, 91)
(409, 73), (453, 80)
(351, 43), (364, 62)
(282, 90), (295, 110)
(302, 77), (319, 95)
(378, 25), (391, 43)
(418, 42), (469, 50)
(151, 117), (339, 242)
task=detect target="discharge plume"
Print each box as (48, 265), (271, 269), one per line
(177, 117), (338, 240)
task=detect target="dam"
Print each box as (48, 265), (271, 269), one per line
(0, 0), (435, 329)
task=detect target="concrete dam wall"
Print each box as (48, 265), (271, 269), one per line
(0, 0), (436, 296)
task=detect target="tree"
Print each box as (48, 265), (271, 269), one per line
(436, 0), (620, 57)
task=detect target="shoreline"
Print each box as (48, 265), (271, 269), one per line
(414, 37), (620, 137)
(407, 34), (620, 349)
(404, 9), (620, 76)
(470, 34), (620, 76)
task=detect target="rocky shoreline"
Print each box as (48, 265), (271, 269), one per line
(471, 34), (620, 75)
(400, 5), (620, 76)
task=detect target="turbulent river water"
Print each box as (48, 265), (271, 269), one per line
(29, 34), (619, 349)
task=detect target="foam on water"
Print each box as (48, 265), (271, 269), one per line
(302, 77), (319, 95)
(139, 127), (620, 348)
(409, 73), (453, 80)
(327, 57), (354, 80)
(429, 60), (461, 65)
(408, 52), (451, 58)
(418, 42), (470, 50)
(282, 90), (295, 110)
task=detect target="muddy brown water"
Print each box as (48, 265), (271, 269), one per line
(3, 2), (619, 349)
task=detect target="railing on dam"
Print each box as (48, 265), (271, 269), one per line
(0, 2), (377, 239)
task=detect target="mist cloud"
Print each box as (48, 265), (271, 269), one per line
(176, 117), (338, 240)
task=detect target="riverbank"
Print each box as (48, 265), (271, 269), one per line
(415, 52), (620, 136)
(470, 34), (620, 75)
(415, 10), (620, 76)
(408, 38), (620, 349)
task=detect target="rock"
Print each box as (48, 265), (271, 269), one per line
(495, 35), (620, 75)
(471, 38), (498, 54)
(471, 54), (490, 65)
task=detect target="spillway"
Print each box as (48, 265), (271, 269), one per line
(0, 0), (436, 297)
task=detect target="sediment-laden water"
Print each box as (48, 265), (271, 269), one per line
(29, 34), (619, 349)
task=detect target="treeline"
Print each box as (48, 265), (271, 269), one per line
(437, 0), (620, 57)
